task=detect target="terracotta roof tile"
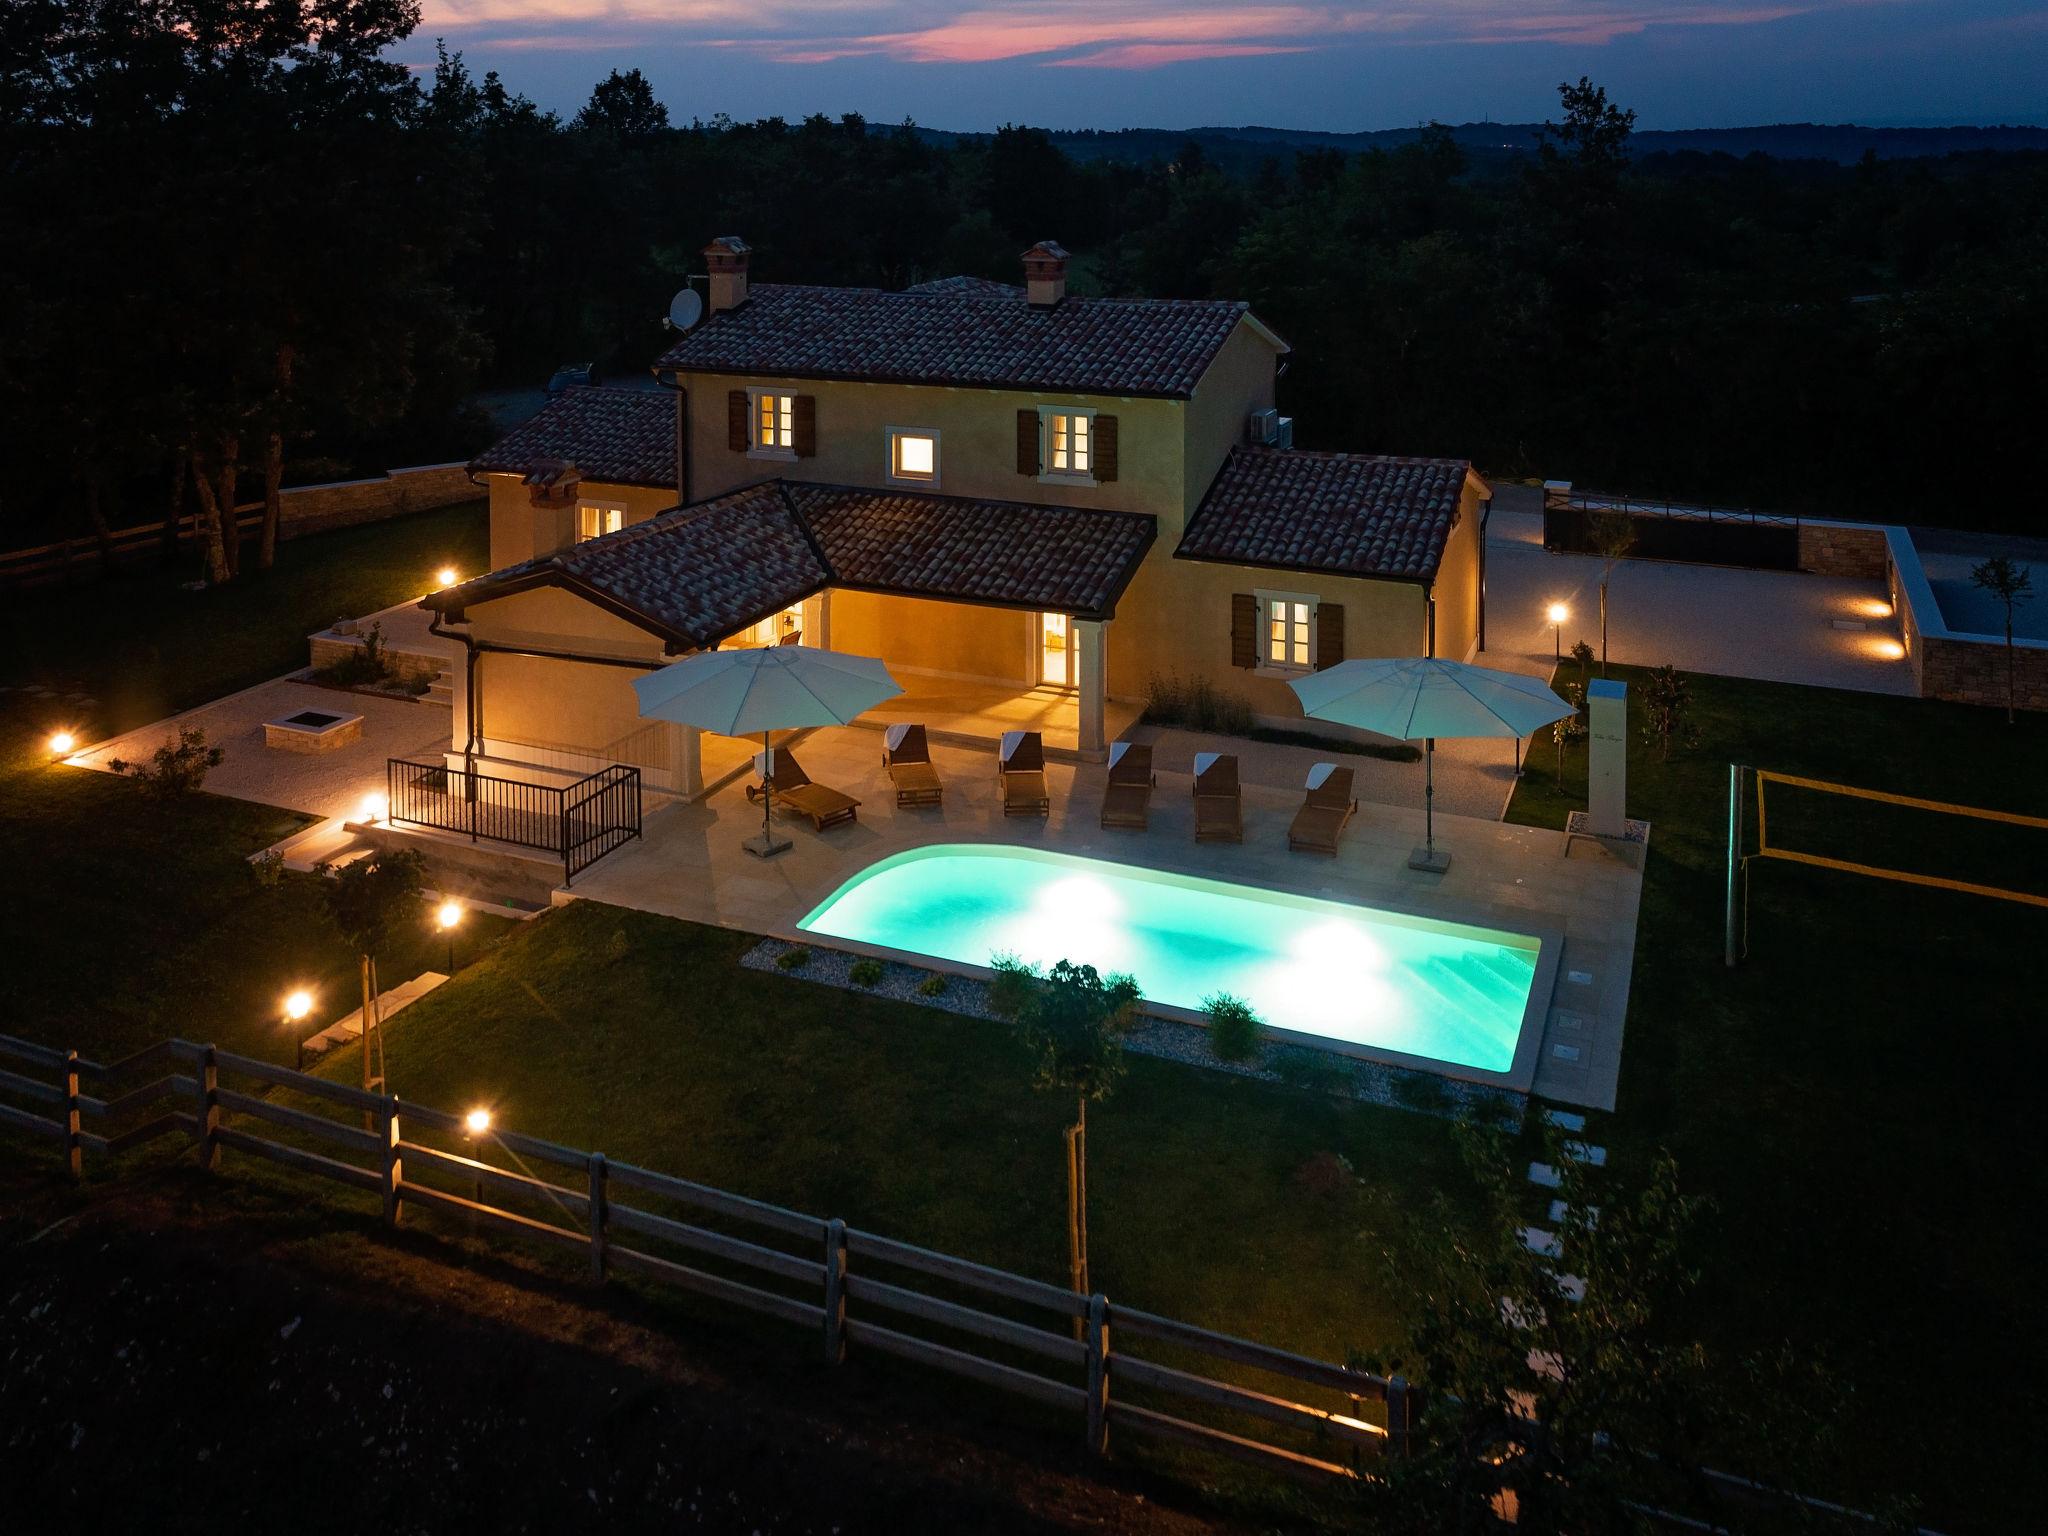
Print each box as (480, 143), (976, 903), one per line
(429, 481), (1154, 644)
(789, 485), (1154, 618)
(469, 387), (675, 488)
(657, 284), (1265, 399)
(1177, 447), (1471, 583)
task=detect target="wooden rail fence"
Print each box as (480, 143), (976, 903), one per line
(0, 1031), (1410, 1486)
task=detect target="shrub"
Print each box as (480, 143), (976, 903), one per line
(604, 927), (631, 965)
(985, 951), (1042, 1019)
(1640, 664), (1701, 762)
(916, 973), (948, 998)
(774, 946), (811, 971)
(318, 622), (394, 688)
(1272, 1046), (1354, 1098)
(108, 726), (224, 800)
(1290, 1150), (1356, 1198)
(1202, 991), (1262, 1062)
(1391, 1070), (1453, 1114)
(249, 848), (286, 888)
(848, 958), (884, 988)
(1143, 671), (1255, 737)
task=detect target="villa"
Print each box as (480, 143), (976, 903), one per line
(431, 238), (1492, 796)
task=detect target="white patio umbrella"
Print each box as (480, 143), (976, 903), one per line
(633, 644), (902, 857)
(1288, 657), (1572, 872)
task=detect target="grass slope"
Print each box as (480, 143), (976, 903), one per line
(1510, 663), (2047, 1530)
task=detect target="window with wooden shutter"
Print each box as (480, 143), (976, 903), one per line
(1093, 415), (1118, 482)
(1016, 408), (1040, 475)
(1315, 602), (1344, 670)
(727, 390), (749, 453)
(792, 394), (816, 457)
(1230, 593), (1257, 669)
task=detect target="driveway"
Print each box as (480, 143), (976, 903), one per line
(1481, 497), (1914, 695)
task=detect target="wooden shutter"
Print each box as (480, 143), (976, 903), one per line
(1016, 408), (1040, 475)
(1230, 593), (1258, 669)
(727, 390), (749, 452)
(1093, 415), (1118, 482)
(792, 394), (817, 457)
(1315, 602), (1344, 670)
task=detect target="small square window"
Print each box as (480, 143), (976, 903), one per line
(577, 503), (624, 542)
(752, 391), (795, 452)
(1259, 591), (1315, 672)
(888, 428), (939, 484)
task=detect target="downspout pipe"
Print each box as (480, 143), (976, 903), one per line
(654, 367), (689, 504)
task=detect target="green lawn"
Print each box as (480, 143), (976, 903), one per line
(0, 501), (488, 738)
(0, 501), (501, 1063)
(1509, 664), (2048, 1532)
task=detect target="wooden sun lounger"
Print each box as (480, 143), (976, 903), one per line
(999, 730), (1049, 818)
(883, 723), (944, 807)
(1287, 763), (1357, 854)
(750, 747), (860, 832)
(1098, 741), (1155, 829)
(1192, 752), (1242, 844)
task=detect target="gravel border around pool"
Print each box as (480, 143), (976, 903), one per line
(740, 938), (1524, 1127)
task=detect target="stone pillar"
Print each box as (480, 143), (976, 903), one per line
(1075, 619), (1107, 759)
(448, 650), (471, 754)
(1585, 678), (1627, 837)
(672, 722), (703, 800)
(813, 589), (833, 652)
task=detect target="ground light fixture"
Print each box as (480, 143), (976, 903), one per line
(1546, 602), (1570, 662)
(358, 791), (387, 824)
(436, 567), (459, 588)
(284, 987), (315, 1068)
(48, 730), (76, 758)
(437, 898), (463, 973)
(464, 1106), (492, 1202)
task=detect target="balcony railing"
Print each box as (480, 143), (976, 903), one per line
(385, 757), (642, 885)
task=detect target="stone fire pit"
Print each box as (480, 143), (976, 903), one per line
(263, 707), (364, 754)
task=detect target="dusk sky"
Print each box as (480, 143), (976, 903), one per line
(398, 1), (2048, 131)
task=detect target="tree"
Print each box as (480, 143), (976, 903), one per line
(1008, 960), (1140, 1309)
(317, 848), (426, 1106)
(1969, 555), (2035, 723)
(1365, 1125), (1858, 1533)
(107, 727), (224, 799)
(575, 68), (668, 139)
(1586, 512), (1637, 676)
(1639, 665), (1699, 762)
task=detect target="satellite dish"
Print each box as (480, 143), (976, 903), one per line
(667, 288), (703, 331)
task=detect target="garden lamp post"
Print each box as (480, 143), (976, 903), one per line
(48, 730), (76, 759)
(1546, 602), (1569, 662)
(436, 899), (463, 974)
(464, 1107), (492, 1203)
(284, 988), (313, 1070)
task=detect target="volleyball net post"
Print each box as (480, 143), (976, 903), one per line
(1725, 762), (1743, 968)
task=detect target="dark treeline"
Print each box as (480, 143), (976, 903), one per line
(5, 2), (2046, 578)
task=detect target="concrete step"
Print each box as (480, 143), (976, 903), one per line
(425, 675), (454, 706)
(299, 970), (448, 1062)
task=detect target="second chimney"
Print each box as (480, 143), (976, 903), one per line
(704, 235), (751, 314)
(1022, 241), (1069, 308)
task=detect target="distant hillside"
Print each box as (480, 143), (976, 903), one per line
(917, 121), (2048, 170)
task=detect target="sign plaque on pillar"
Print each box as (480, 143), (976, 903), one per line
(1584, 679), (1626, 837)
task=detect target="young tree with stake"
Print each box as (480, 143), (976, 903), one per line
(1969, 555), (2034, 724)
(317, 849), (426, 1110)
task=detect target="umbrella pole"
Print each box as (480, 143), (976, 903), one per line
(1407, 737), (1451, 874)
(748, 728), (792, 859)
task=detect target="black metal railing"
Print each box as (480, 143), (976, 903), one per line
(385, 758), (642, 885)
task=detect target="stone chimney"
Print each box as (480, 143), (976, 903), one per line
(704, 235), (751, 314)
(1022, 241), (1070, 308)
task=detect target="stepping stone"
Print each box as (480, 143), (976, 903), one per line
(1527, 1162), (1561, 1188)
(1527, 1349), (1565, 1381)
(1566, 969), (1594, 986)
(1542, 1108), (1586, 1132)
(1562, 1141), (1607, 1167)
(1556, 1274), (1586, 1302)
(1549, 1200), (1599, 1226)
(1520, 1226), (1561, 1259)
(1498, 1297), (1544, 1331)
(1551, 1043), (1582, 1062)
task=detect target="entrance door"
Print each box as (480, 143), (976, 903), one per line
(1039, 613), (1073, 688)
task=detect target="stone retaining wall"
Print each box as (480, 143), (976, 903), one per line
(309, 632), (445, 687)
(274, 463), (477, 540)
(1914, 631), (2048, 714)
(1797, 522), (1889, 579)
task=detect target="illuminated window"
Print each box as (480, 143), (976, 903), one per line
(577, 502), (624, 542)
(1043, 409), (1093, 477)
(888, 428), (939, 484)
(1260, 591), (1315, 671)
(752, 391), (795, 452)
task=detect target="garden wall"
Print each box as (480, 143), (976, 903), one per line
(1796, 522), (1889, 580)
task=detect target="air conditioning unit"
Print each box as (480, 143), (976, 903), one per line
(1273, 416), (1294, 450)
(1246, 408), (1280, 445)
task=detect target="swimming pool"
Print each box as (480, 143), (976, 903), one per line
(798, 845), (1553, 1080)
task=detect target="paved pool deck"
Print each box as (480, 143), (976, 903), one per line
(573, 724), (1642, 1111)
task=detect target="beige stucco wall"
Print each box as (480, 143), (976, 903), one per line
(1180, 323), (1279, 539)
(1107, 557), (1428, 720)
(486, 476), (678, 570)
(1428, 477), (1486, 662)
(830, 590), (1035, 685)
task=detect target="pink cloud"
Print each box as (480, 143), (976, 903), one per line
(1045, 41), (1311, 69)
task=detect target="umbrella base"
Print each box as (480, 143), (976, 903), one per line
(744, 831), (794, 859)
(1406, 845), (1452, 874)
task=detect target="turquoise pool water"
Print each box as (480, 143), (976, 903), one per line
(798, 845), (1541, 1073)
